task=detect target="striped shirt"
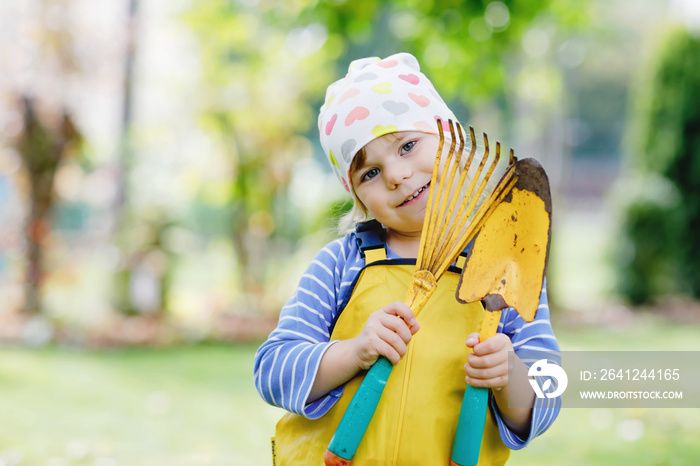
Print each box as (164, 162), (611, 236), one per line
(253, 231), (560, 449)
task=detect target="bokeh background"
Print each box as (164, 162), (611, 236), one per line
(1, 0), (699, 464)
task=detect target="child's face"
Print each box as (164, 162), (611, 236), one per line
(350, 131), (439, 236)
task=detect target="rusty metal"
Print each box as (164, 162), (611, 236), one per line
(456, 157), (552, 321)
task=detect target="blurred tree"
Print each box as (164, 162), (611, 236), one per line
(115, 0), (139, 223)
(15, 96), (82, 314)
(5, 0), (88, 316)
(613, 26), (700, 304)
(113, 0), (154, 316)
(185, 0), (587, 313)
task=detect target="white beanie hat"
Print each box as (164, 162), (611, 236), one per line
(318, 52), (456, 193)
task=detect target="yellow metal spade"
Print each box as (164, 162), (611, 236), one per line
(451, 157), (552, 466)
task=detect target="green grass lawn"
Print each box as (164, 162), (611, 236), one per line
(1, 317), (698, 465)
(0, 343), (285, 465)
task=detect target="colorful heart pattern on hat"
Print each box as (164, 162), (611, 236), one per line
(345, 107), (370, 126)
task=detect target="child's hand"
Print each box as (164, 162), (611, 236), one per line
(464, 332), (513, 390)
(351, 302), (420, 370)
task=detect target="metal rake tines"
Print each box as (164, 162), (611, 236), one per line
(417, 119), (518, 279)
(417, 119), (463, 272)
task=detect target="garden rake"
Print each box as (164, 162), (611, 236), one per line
(324, 119), (520, 466)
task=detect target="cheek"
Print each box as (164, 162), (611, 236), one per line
(355, 185), (387, 219)
(354, 186), (374, 210)
(421, 143), (440, 170)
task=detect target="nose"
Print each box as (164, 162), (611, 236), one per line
(384, 161), (412, 189)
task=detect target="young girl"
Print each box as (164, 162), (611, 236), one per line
(254, 52), (560, 465)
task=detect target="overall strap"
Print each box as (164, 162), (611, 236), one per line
(355, 220), (387, 263)
(455, 247), (470, 270)
(355, 220), (474, 269)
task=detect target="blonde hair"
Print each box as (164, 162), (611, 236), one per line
(337, 144), (372, 235)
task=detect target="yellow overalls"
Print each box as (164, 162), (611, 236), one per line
(271, 237), (510, 465)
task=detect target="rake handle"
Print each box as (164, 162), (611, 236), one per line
(324, 356), (393, 465)
(451, 384), (489, 466)
(451, 309), (502, 466)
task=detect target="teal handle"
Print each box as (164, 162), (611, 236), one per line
(327, 356), (393, 461)
(451, 384), (489, 466)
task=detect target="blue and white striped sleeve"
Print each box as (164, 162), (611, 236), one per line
(491, 277), (561, 449)
(253, 236), (359, 420)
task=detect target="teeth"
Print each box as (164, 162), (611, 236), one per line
(402, 184), (428, 205)
(407, 187), (423, 201)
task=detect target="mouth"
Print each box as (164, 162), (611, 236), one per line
(397, 182), (430, 207)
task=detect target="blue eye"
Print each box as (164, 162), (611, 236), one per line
(401, 141), (415, 154)
(362, 168), (380, 182)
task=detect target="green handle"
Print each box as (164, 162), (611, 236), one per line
(325, 356), (393, 462)
(451, 383), (489, 466)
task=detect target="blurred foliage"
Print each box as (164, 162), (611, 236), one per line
(1, 0), (688, 339)
(184, 0), (589, 311)
(613, 26), (700, 305)
(185, 1), (338, 305)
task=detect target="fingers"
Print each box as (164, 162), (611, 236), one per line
(374, 303), (418, 364)
(465, 370), (508, 389)
(376, 311), (413, 345)
(467, 332), (509, 356)
(464, 333), (512, 388)
(373, 331), (405, 365)
(382, 302), (420, 334)
(465, 332), (480, 348)
(353, 302), (420, 368)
